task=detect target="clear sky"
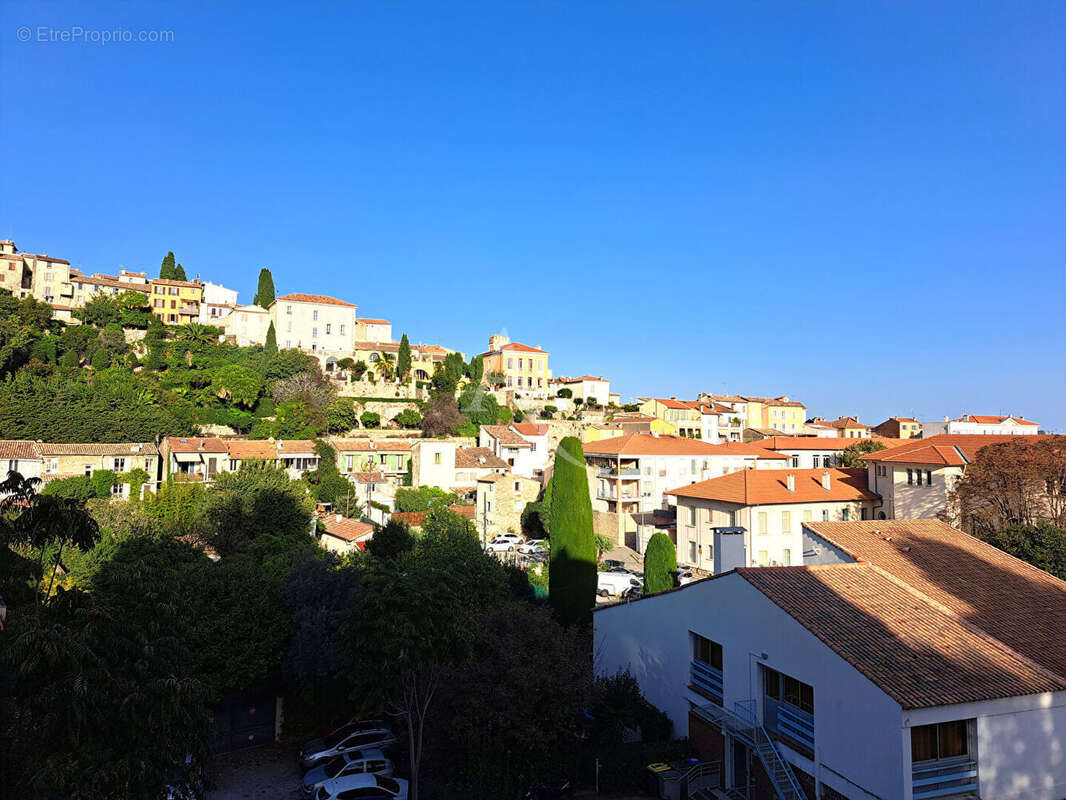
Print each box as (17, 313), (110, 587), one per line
(2, 1), (1064, 430)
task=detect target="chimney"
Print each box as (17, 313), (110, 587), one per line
(786, 474), (795, 492)
(713, 526), (747, 574)
(336, 513), (342, 523)
(198, 440), (205, 451)
(821, 471), (831, 491)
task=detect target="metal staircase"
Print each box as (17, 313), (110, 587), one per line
(693, 700), (806, 800)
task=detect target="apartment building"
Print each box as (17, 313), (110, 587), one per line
(199, 282), (239, 325)
(754, 435), (902, 469)
(945, 414), (1040, 435)
(639, 398), (704, 438)
(270, 293), (358, 365)
(479, 334), (552, 398)
(225, 440), (279, 469)
(596, 519), (1066, 800)
(330, 439), (412, 483)
(872, 416), (923, 439)
(702, 395), (807, 433)
(150, 277), (204, 325)
(667, 467), (878, 571)
(68, 270), (151, 309)
(410, 441), (509, 493)
(582, 435), (787, 517)
(277, 440), (320, 479)
(475, 472), (541, 542)
(39, 442), (161, 497)
(861, 433), (1043, 520)
(224, 304), (271, 346)
(479, 424), (550, 479)
(354, 317), (393, 343)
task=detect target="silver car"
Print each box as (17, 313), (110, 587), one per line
(299, 722), (396, 769)
(302, 748), (392, 796)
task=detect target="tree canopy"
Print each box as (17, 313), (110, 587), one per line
(254, 267), (276, 308)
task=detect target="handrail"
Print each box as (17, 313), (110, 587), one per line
(662, 760), (721, 785)
(733, 701), (805, 800)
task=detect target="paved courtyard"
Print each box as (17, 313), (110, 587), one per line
(207, 744), (303, 800)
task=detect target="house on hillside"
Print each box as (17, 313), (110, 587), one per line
(945, 414), (1040, 436)
(478, 334), (552, 398)
(595, 518), (1066, 800)
(479, 424), (549, 478)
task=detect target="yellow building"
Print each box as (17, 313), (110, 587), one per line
(638, 398), (702, 437)
(478, 334), (551, 398)
(150, 278), (204, 325)
(583, 414), (675, 442)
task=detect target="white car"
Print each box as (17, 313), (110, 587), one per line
(677, 568), (698, 586)
(485, 533), (524, 553)
(301, 748), (392, 796)
(314, 773), (408, 800)
(518, 539), (547, 555)
(597, 571), (642, 597)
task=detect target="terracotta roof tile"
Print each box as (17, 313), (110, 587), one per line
(666, 467), (876, 504)
(356, 318), (390, 324)
(329, 439), (413, 452)
(802, 519), (1066, 682)
(481, 425), (533, 447)
(583, 434), (774, 458)
(277, 439), (318, 454)
(226, 441), (277, 460)
(0, 440), (41, 460)
(953, 414), (1039, 426)
(512, 423), (548, 437)
(273, 293), (355, 307)
(391, 504), (475, 526)
(455, 447), (509, 469)
(321, 516), (375, 542)
(740, 564), (1066, 708)
(860, 434), (1053, 466)
(37, 442), (159, 456)
(756, 436), (909, 451)
(151, 278), (202, 288)
(164, 437), (228, 454)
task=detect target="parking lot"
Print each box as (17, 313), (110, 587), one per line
(207, 744), (303, 800)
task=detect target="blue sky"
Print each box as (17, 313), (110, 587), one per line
(2, 1), (1064, 430)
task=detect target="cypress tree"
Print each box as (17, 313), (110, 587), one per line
(174, 263), (187, 281)
(159, 251), (176, 280)
(643, 532), (678, 595)
(397, 334), (411, 379)
(254, 268), (276, 308)
(264, 321), (278, 354)
(548, 437), (597, 626)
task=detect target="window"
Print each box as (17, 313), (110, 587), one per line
(925, 470), (932, 485)
(842, 507), (850, 521)
(312, 327), (318, 338)
(758, 550), (769, 566)
(782, 549), (791, 565)
(861, 507), (868, 520)
(112, 457), (126, 471)
(83, 464), (93, 476)
(911, 720), (970, 762)
(758, 511), (767, 534)
(765, 667), (813, 715)
(326, 323), (331, 334)
(907, 468), (914, 485)
(339, 324), (345, 335)
(46, 458), (58, 473)
(689, 541), (697, 563)
(506, 358), (513, 370)
(781, 510), (790, 531)
(312, 310), (319, 321)
(692, 634), (723, 669)
(7, 459), (16, 473)
(689, 506), (697, 526)
(821, 509), (829, 521)
(802, 509), (812, 523)
(791, 455), (799, 468)
(916, 469), (923, 486)
(286, 304), (292, 315)
(433, 452), (441, 465)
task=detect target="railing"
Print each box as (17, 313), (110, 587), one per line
(690, 660), (723, 703)
(662, 760), (722, 797)
(733, 701), (806, 800)
(763, 696), (815, 754)
(598, 466), (640, 476)
(911, 757), (978, 800)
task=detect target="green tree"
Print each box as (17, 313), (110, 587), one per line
(394, 408), (422, 428)
(838, 439), (887, 468)
(643, 532), (678, 594)
(325, 397), (359, 433)
(465, 354), (484, 384)
(360, 410), (381, 429)
(265, 321), (278, 354)
(159, 251), (176, 279)
(210, 363), (264, 408)
(253, 267), (276, 308)
(397, 333), (412, 379)
(367, 519), (416, 559)
(76, 295), (121, 328)
(174, 263), (187, 281)
(557, 387), (573, 399)
(978, 522), (1066, 581)
(90, 347), (111, 370)
(548, 437), (597, 626)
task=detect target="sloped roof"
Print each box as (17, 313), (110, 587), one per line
(226, 441), (277, 460)
(391, 504), (476, 526)
(0, 440), (41, 460)
(666, 467), (876, 505)
(329, 439), (413, 452)
(321, 517), (375, 542)
(582, 434), (731, 457)
(512, 423), (548, 437)
(803, 519), (1066, 682)
(274, 293), (355, 307)
(756, 436), (908, 451)
(455, 447), (509, 469)
(740, 564), (1066, 709)
(953, 414), (1039, 426)
(37, 442), (160, 456)
(277, 439), (318, 454)
(481, 425), (532, 447)
(859, 434), (1051, 466)
(164, 437), (227, 454)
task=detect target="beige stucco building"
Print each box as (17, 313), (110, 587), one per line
(475, 472), (542, 542)
(270, 293), (358, 367)
(225, 304), (272, 346)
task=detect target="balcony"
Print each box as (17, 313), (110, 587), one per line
(597, 489), (639, 501)
(689, 659), (723, 703)
(912, 757), (978, 800)
(763, 695), (815, 755)
(599, 466), (640, 476)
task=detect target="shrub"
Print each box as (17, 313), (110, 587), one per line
(643, 532), (678, 594)
(360, 411), (381, 429)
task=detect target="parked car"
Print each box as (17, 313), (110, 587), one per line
(302, 749), (393, 796)
(518, 539), (547, 555)
(299, 723), (397, 769)
(677, 569), (697, 586)
(485, 533), (524, 553)
(314, 773), (408, 800)
(605, 565), (644, 579)
(597, 571), (642, 597)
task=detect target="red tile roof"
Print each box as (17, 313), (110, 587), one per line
(274, 293), (355, 307)
(390, 504), (476, 527)
(859, 433), (1052, 466)
(666, 467), (877, 505)
(0, 440), (41, 460)
(481, 425), (533, 447)
(803, 519), (1066, 683)
(321, 516), (375, 542)
(583, 434), (764, 458)
(356, 318), (390, 325)
(756, 436), (909, 451)
(151, 278), (202, 288)
(512, 423), (548, 437)
(277, 439), (318, 454)
(329, 439), (413, 452)
(499, 342), (548, 353)
(953, 414), (1039, 426)
(740, 564), (1066, 708)
(455, 447), (509, 469)
(37, 442), (159, 456)
(226, 441), (277, 460)
(165, 437), (228, 453)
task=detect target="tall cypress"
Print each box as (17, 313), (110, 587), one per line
(548, 437), (597, 626)
(254, 268), (276, 308)
(397, 334), (411, 379)
(159, 251), (176, 280)
(643, 532), (678, 595)
(174, 263), (187, 281)
(265, 321), (278, 354)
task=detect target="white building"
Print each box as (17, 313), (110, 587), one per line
(945, 414), (1041, 436)
(224, 304), (271, 347)
(199, 281), (239, 325)
(595, 518), (1066, 800)
(752, 435), (899, 469)
(269, 293), (358, 367)
(478, 424), (550, 479)
(553, 375), (611, 407)
(0, 441), (43, 481)
(354, 317), (393, 343)
(410, 441), (510, 493)
(666, 467), (878, 572)
(582, 435), (789, 517)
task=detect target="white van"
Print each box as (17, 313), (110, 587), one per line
(597, 571), (642, 597)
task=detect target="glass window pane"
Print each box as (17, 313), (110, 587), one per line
(911, 724), (938, 762)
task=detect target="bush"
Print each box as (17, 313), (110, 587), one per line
(643, 532), (678, 594)
(90, 469), (118, 498)
(556, 388), (572, 399)
(360, 411), (381, 429)
(394, 408), (422, 428)
(366, 520), (415, 559)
